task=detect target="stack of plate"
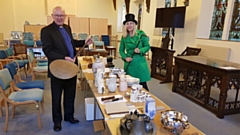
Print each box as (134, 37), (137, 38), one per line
(126, 77), (140, 86)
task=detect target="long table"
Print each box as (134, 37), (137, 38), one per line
(78, 56), (205, 135)
(173, 56), (240, 118)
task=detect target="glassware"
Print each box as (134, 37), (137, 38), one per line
(145, 97), (156, 119)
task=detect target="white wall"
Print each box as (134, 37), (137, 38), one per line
(173, 0), (202, 55)
(0, 0), (16, 37)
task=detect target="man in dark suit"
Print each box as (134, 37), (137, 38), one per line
(41, 6), (92, 132)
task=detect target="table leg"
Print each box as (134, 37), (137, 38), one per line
(217, 76), (229, 118)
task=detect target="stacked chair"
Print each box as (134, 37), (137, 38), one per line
(28, 48), (48, 66)
(28, 49), (48, 81)
(92, 35), (105, 51)
(4, 63), (44, 90)
(72, 33), (77, 39)
(5, 48), (29, 69)
(22, 32), (35, 47)
(78, 33), (88, 40)
(0, 50), (27, 78)
(101, 35), (110, 46)
(13, 43), (28, 59)
(0, 68), (44, 132)
(36, 33), (43, 47)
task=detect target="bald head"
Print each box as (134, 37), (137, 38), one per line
(52, 6), (65, 14)
(52, 6), (66, 26)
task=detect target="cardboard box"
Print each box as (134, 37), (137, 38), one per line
(93, 120), (105, 132)
(85, 98), (94, 121)
(85, 98), (103, 121)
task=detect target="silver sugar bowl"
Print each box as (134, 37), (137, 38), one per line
(160, 110), (190, 134)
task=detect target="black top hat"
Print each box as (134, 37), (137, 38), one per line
(123, 13), (138, 25)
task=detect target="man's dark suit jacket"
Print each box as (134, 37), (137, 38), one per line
(41, 22), (85, 78)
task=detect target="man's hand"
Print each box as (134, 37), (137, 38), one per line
(134, 48), (140, 53)
(65, 57), (75, 62)
(85, 36), (93, 45)
(125, 57), (132, 62)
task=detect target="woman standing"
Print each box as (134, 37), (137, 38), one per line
(119, 13), (151, 91)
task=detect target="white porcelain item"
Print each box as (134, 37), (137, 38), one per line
(92, 58), (105, 76)
(106, 75), (117, 92)
(119, 77), (128, 92)
(95, 69), (104, 88)
(130, 86), (138, 102)
(131, 84), (143, 91)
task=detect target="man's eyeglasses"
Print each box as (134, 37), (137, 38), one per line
(53, 14), (66, 18)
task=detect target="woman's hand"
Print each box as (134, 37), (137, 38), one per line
(85, 36), (93, 45)
(134, 48), (140, 53)
(125, 57), (132, 62)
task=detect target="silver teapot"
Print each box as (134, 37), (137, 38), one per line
(160, 110), (190, 134)
(120, 110), (153, 135)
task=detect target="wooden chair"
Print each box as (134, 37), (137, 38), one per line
(105, 35), (118, 58)
(13, 43), (28, 59)
(0, 68), (44, 132)
(173, 46), (202, 76)
(28, 50), (48, 81)
(0, 50), (27, 78)
(178, 46), (201, 56)
(4, 63), (45, 89)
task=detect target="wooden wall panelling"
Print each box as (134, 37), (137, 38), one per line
(24, 25), (46, 40)
(47, 16), (52, 25)
(79, 17), (89, 34)
(99, 18), (108, 36)
(89, 18), (100, 36)
(69, 16), (80, 33)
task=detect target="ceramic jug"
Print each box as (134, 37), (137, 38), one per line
(106, 75), (117, 92)
(119, 77), (127, 92)
(95, 69), (104, 87)
(92, 58), (105, 78)
(97, 78), (105, 94)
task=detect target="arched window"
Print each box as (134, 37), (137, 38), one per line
(209, 0), (228, 40)
(229, 0), (240, 41)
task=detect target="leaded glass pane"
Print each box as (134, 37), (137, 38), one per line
(209, 0), (228, 40)
(165, 0), (171, 8)
(228, 0), (240, 41)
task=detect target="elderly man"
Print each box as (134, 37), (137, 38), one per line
(41, 6), (92, 131)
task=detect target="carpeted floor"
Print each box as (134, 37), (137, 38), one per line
(0, 58), (239, 135)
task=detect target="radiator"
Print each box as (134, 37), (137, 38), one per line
(197, 44), (231, 61)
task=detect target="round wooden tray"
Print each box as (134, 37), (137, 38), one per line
(49, 59), (79, 79)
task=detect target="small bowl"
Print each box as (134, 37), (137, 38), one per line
(126, 77), (138, 83)
(131, 84), (143, 90)
(117, 72), (126, 77)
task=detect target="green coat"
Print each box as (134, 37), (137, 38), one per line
(119, 30), (151, 82)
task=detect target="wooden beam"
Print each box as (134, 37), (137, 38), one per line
(125, 0), (130, 14)
(146, 0), (150, 13)
(113, 0), (116, 10)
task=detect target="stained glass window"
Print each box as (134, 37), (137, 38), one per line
(209, 0), (228, 40)
(165, 0), (171, 8)
(229, 0), (240, 41)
